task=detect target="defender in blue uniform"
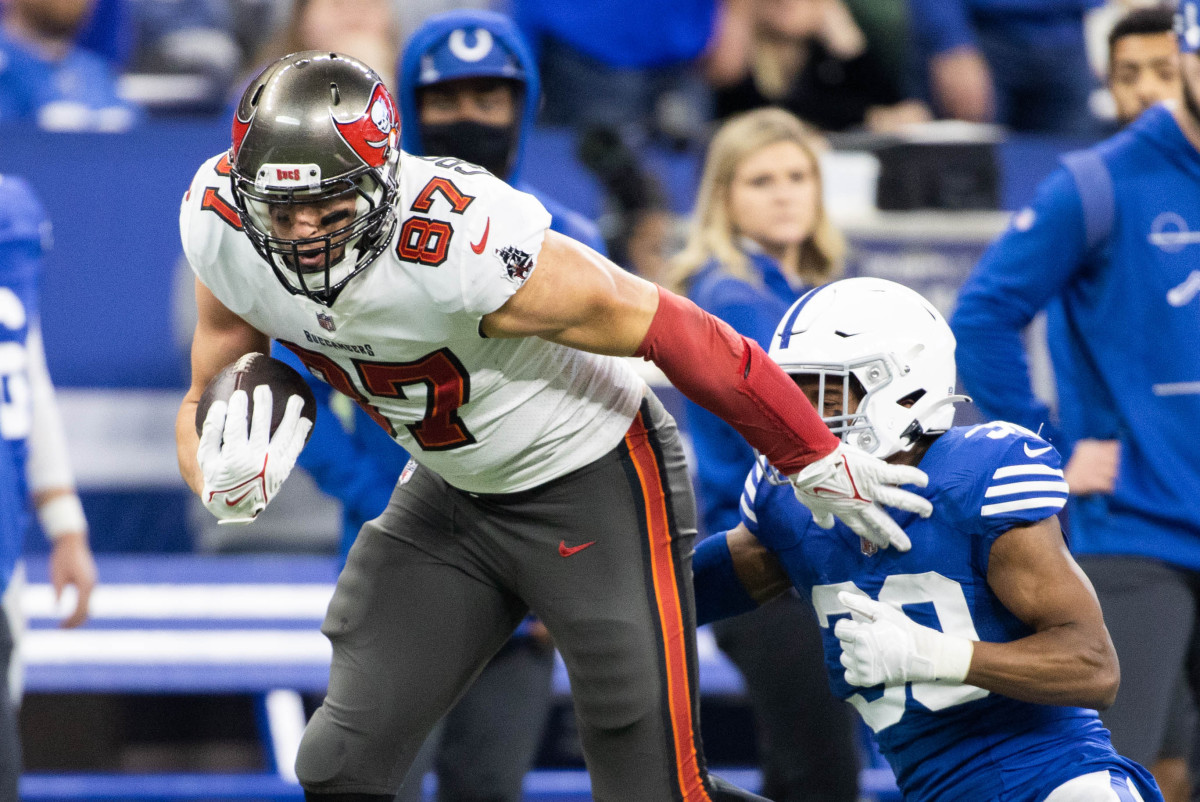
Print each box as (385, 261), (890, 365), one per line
(694, 278), (1162, 802)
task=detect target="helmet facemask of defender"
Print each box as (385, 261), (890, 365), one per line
(230, 51), (402, 306)
(760, 277), (969, 484)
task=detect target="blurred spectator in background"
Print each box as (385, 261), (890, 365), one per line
(513, 0), (718, 146)
(398, 10), (605, 255)
(1105, 3), (1180, 126)
(251, 0), (399, 89)
(0, 0), (139, 129)
(119, 0), (241, 114)
(0, 174), (97, 796)
(669, 107), (858, 802)
(74, 0), (130, 66)
(576, 126), (677, 283)
(908, 0), (1104, 134)
(712, 0), (930, 133)
(950, 2), (1200, 798)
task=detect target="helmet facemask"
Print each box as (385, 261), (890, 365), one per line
(233, 158), (398, 306)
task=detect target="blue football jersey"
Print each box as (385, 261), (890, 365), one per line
(0, 175), (45, 590)
(741, 422), (1155, 801)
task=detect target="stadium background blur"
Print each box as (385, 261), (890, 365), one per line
(0, 0), (1165, 799)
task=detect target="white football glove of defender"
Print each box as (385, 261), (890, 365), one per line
(197, 385), (312, 524)
(790, 442), (932, 552)
(834, 591), (973, 687)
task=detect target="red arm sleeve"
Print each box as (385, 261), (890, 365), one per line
(634, 285), (838, 473)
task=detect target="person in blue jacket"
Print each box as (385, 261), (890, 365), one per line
(396, 9), (606, 259)
(0, 0), (138, 129)
(950, 2), (1200, 796)
(275, 11), (606, 800)
(669, 107), (859, 801)
(694, 276), (1163, 802)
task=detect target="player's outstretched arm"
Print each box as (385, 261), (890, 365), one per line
(693, 524), (791, 626)
(483, 231), (931, 551)
(968, 515), (1119, 709)
(175, 278), (271, 496)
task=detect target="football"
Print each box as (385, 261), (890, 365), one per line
(194, 352), (318, 439)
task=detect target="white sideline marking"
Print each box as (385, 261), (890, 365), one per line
(22, 584), (334, 620)
(24, 630), (331, 663)
(265, 690), (305, 784)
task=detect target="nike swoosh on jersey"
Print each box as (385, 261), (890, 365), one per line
(558, 539), (596, 557)
(1023, 443), (1052, 457)
(471, 218), (490, 255)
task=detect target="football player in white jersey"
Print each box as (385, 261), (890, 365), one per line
(174, 52), (933, 801)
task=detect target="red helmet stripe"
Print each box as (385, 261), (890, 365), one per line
(232, 105), (255, 160)
(332, 82), (399, 168)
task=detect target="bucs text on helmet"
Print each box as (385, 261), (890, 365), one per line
(764, 277), (969, 480)
(229, 51), (402, 306)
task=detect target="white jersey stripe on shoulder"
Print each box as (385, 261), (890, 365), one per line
(992, 463), (1065, 480)
(740, 496), (757, 525)
(984, 480), (1070, 498)
(981, 496), (1067, 517)
(744, 470), (759, 502)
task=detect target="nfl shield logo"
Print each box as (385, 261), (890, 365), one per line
(317, 312), (336, 332)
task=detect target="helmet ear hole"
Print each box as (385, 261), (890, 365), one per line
(250, 84), (264, 107)
(896, 389), (926, 409)
(330, 83), (341, 105)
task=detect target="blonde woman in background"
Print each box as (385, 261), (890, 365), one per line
(673, 107), (860, 802)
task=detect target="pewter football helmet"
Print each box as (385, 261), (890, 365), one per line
(230, 51), (402, 305)
(769, 277), (968, 460)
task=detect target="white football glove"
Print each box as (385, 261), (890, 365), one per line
(197, 385), (312, 524)
(790, 442), (932, 552)
(833, 591), (973, 687)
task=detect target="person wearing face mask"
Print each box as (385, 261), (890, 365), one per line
(397, 9), (606, 258)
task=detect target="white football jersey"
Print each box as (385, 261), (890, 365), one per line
(180, 151), (646, 494)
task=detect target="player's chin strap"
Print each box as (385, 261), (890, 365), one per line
(897, 394), (972, 446)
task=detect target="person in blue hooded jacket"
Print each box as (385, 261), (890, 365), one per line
(273, 10), (606, 800)
(950, 2), (1200, 796)
(397, 9), (606, 257)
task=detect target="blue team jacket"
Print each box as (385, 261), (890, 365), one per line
(952, 103), (1200, 569)
(685, 252), (808, 535)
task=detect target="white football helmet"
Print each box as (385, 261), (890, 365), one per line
(769, 277), (968, 460)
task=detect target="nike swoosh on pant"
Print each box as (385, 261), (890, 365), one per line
(558, 540), (596, 557)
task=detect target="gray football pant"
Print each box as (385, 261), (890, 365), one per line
(1077, 556), (1200, 766)
(393, 636), (555, 802)
(296, 393), (768, 802)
